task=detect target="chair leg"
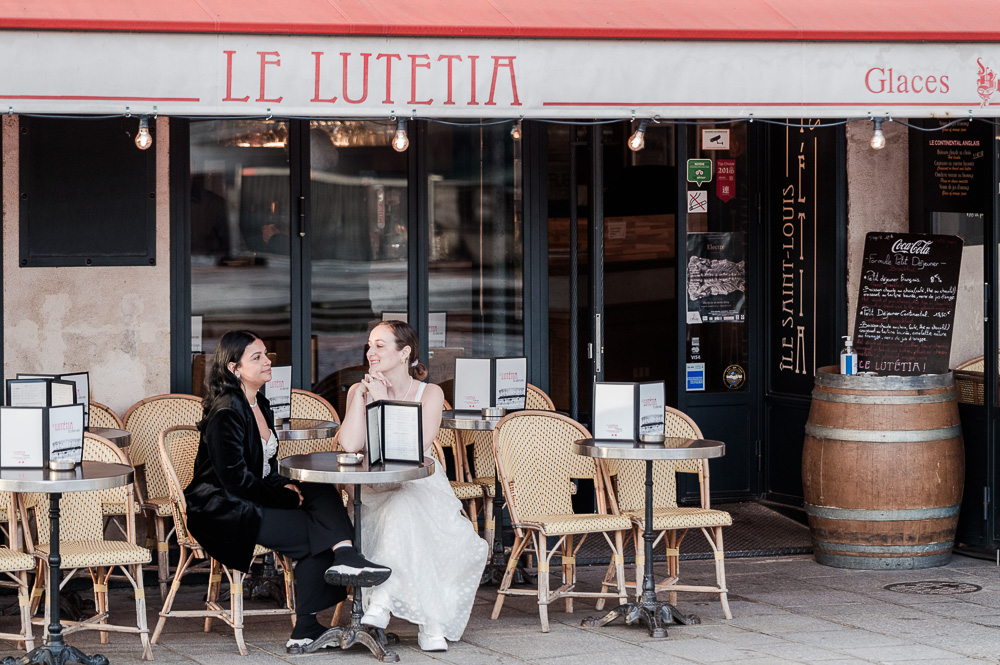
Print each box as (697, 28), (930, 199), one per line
(491, 533), (527, 621)
(537, 534), (550, 633)
(280, 555), (296, 620)
(204, 558), (221, 633)
(231, 570), (248, 656)
(155, 516), (170, 601)
(131, 563), (153, 661)
(95, 567), (110, 644)
(712, 527), (732, 620)
(17, 570), (34, 652)
(632, 529), (644, 601)
(667, 530), (679, 608)
(596, 558), (616, 611)
(483, 497), (495, 549)
(29, 560), (45, 618)
(563, 535), (573, 614)
(613, 530), (627, 606)
(154, 546), (193, 643)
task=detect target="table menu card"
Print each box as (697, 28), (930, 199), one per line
(0, 404), (85, 467)
(593, 381), (666, 440)
(16, 372), (90, 427)
(365, 400), (423, 465)
(265, 366), (292, 419)
(852, 232), (964, 376)
(7, 378), (77, 408)
(453, 357), (528, 411)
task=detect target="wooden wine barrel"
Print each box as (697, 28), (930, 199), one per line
(802, 366), (964, 569)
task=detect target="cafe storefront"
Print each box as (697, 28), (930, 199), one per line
(4, 2), (1000, 548)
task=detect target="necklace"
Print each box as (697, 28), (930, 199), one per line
(398, 375), (414, 401)
(247, 393), (258, 408)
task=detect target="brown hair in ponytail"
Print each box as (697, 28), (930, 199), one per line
(376, 320), (428, 380)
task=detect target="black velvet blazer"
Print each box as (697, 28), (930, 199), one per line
(184, 388), (298, 572)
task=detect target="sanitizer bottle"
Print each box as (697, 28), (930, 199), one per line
(840, 336), (857, 375)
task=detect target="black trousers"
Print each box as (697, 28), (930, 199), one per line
(257, 482), (353, 615)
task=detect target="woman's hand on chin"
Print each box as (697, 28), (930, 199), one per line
(362, 372), (390, 401)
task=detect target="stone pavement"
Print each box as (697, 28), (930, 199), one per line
(7, 553), (1000, 664)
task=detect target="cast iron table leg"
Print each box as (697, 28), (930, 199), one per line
(480, 474), (535, 586)
(3, 493), (109, 665)
(290, 483), (399, 662)
(582, 460), (701, 637)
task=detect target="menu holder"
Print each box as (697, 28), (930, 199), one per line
(592, 381), (666, 440)
(365, 400), (423, 465)
(17, 371), (90, 428)
(453, 357), (528, 412)
(6, 378), (77, 408)
(0, 404), (85, 468)
(264, 366), (292, 420)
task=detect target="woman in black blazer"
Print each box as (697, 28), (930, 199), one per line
(185, 329), (391, 649)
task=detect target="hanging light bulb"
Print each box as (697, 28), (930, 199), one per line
(870, 119), (886, 150)
(391, 118), (409, 152)
(510, 119), (522, 141)
(628, 120), (648, 152)
(135, 116), (153, 151)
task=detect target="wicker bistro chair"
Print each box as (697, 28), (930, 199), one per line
(460, 383), (557, 544)
(23, 433), (153, 660)
(600, 406), (733, 620)
(490, 410), (630, 632)
(153, 425), (296, 656)
(0, 491), (35, 652)
(433, 401), (485, 533)
(123, 394), (203, 599)
(90, 401), (125, 430)
(276, 389), (341, 460)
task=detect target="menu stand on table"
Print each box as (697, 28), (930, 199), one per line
(279, 452), (433, 662)
(248, 419), (340, 606)
(0, 462), (134, 665)
(440, 410), (534, 586)
(573, 437), (725, 638)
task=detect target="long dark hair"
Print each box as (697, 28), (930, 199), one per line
(199, 329), (260, 429)
(377, 320), (428, 381)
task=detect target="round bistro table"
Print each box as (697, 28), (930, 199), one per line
(439, 410), (527, 586)
(279, 452), (433, 662)
(572, 437), (725, 638)
(0, 462), (134, 665)
(86, 427), (130, 449)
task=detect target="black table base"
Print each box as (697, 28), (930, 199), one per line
(582, 460), (701, 638)
(3, 644), (109, 665)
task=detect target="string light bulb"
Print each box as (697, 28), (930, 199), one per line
(870, 119), (886, 150)
(391, 118), (409, 152)
(628, 120), (648, 152)
(135, 116), (153, 151)
(511, 119), (522, 141)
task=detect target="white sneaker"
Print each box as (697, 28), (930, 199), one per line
(361, 604), (390, 629)
(417, 628), (448, 652)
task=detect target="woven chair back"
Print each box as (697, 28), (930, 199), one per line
(123, 394), (202, 499)
(525, 384), (555, 411)
(611, 406), (704, 514)
(278, 389), (341, 459)
(158, 425), (201, 549)
(34, 433), (134, 545)
(493, 410), (599, 522)
(89, 401), (125, 430)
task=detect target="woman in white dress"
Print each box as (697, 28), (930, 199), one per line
(338, 320), (488, 652)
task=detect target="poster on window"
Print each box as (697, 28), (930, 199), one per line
(686, 233), (746, 324)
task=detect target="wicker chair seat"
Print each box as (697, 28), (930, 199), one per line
(35, 540), (152, 569)
(518, 512), (632, 536)
(470, 477), (497, 497)
(449, 481), (484, 501)
(143, 496), (177, 517)
(624, 506), (733, 530)
(0, 547), (34, 571)
(102, 500), (142, 516)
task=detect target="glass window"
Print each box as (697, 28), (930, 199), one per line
(308, 120), (408, 413)
(426, 121), (523, 389)
(190, 119), (291, 385)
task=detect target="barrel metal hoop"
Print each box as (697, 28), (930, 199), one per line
(810, 390), (954, 405)
(804, 424), (962, 442)
(813, 550), (953, 570)
(813, 540), (954, 554)
(804, 503), (961, 521)
(814, 367), (954, 390)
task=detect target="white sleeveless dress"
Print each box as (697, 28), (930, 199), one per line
(361, 381), (488, 640)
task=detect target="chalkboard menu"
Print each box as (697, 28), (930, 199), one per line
(853, 232), (963, 376)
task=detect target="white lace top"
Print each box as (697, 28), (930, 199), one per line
(260, 431), (279, 476)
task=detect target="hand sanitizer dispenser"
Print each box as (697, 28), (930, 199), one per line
(840, 336), (857, 375)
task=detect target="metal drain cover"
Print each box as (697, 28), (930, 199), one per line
(883, 581), (981, 595)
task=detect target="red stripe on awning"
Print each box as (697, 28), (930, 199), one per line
(0, 0), (996, 41)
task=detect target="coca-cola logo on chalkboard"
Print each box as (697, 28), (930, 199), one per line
(853, 232), (964, 376)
